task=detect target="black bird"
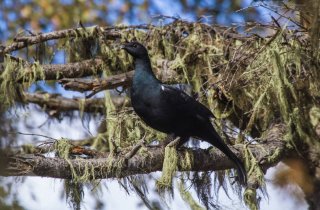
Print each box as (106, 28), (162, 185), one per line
(122, 42), (247, 185)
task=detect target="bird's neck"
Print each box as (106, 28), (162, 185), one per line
(135, 58), (153, 73)
(133, 58), (159, 84)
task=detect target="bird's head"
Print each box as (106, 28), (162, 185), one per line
(121, 42), (149, 59)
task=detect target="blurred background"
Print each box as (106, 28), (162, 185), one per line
(0, 0), (313, 209)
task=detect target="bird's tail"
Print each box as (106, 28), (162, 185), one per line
(208, 130), (247, 186)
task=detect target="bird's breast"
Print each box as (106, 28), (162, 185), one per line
(130, 86), (174, 133)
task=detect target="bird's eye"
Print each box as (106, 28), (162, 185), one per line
(132, 44), (137, 48)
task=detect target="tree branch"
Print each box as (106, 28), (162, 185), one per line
(1, 26), (120, 54)
(23, 92), (105, 113)
(59, 70), (134, 92)
(1, 124), (291, 179)
(41, 58), (104, 80)
(0, 57), (105, 81)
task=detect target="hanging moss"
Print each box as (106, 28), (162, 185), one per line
(54, 139), (96, 183)
(178, 180), (205, 210)
(180, 150), (194, 171)
(0, 55), (46, 106)
(244, 188), (259, 210)
(310, 106), (320, 128)
(0, 56), (23, 105)
(54, 138), (72, 159)
(65, 179), (84, 210)
(243, 144), (265, 209)
(156, 145), (178, 194)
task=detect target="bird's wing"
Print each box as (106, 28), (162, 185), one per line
(161, 84), (214, 119)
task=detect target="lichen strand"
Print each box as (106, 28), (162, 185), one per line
(66, 26), (100, 63)
(54, 138), (72, 159)
(243, 143), (266, 210)
(178, 180), (205, 210)
(180, 150), (194, 171)
(156, 146), (178, 194)
(244, 188), (259, 210)
(64, 179), (84, 210)
(0, 56), (23, 105)
(1, 55), (45, 106)
(54, 139), (96, 182)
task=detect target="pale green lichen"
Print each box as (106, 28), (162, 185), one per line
(0, 55), (46, 106)
(244, 188), (259, 210)
(178, 180), (205, 210)
(54, 139), (96, 183)
(156, 146), (178, 193)
(0, 56), (23, 105)
(180, 150), (193, 171)
(310, 106), (320, 127)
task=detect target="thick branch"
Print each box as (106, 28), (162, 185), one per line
(41, 58), (104, 80)
(23, 92), (105, 113)
(1, 27), (120, 54)
(59, 70), (134, 92)
(0, 57), (105, 81)
(1, 124), (291, 179)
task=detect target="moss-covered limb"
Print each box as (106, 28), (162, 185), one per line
(58, 59), (187, 94)
(59, 70), (134, 93)
(23, 92), (105, 113)
(3, 137), (98, 156)
(2, 124), (289, 179)
(0, 57), (104, 82)
(1, 26), (120, 54)
(42, 58), (105, 80)
(0, 22), (262, 55)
